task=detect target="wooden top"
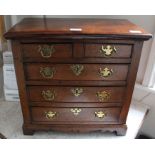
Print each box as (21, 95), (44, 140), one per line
(4, 18), (152, 40)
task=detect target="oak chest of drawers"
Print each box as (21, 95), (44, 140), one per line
(4, 18), (152, 136)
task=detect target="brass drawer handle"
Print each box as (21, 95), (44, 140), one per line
(70, 64), (84, 76)
(100, 45), (117, 56)
(42, 90), (55, 101)
(38, 45), (55, 58)
(70, 108), (82, 116)
(71, 88), (83, 97)
(45, 111), (57, 119)
(99, 67), (113, 77)
(95, 111), (105, 118)
(40, 67), (55, 78)
(96, 91), (111, 102)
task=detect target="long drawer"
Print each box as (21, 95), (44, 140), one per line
(31, 107), (121, 124)
(28, 86), (125, 103)
(25, 63), (129, 81)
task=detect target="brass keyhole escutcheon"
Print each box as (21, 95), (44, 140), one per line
(95, 111), (105, 118)
(40, 67), (55, 79)
(45, 111), (57, 119)
(96, 91), (111, 102)
(70, 108), (82, 116)
(99, 67), (113, 77)
(70, 64), (84, 76)
(71, 88), (83, 97)
(38, 45), (55, 58)
(100, 45), (117, 57)
(42, 90), (56, 101)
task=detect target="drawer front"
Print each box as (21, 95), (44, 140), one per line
(25, 64), (129, 81)
(28, 86), (125, 103)
(22, 43), (72, 58)
(31, 107), (121, 124)
(85, 44), (132, 58)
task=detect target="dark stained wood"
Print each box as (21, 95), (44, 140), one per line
(20, 38), (136, 44)
(23, 125), (34, 135)
(29, 102), (122, 107)
(22, 124), (127, 135)
(4, 18), (152, 136)
(11, 41), (31, 124)
(119, 41), (144, 123)
(4, 18), (152, 40)
(85, 43), (132, 58)
(28, 86), (125, 103)
(22, 43), (73, 59)
(26, 80), (127, 86)
(23, 57), (132, 64)
(31, 107), (121, 124)
(25, 63), (129, 81)
(73, 43), (84, 58)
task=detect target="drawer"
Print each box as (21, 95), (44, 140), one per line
(25, 64), (129, 81)
(28, 86), (125, 103)
(85, 44), (132, 58)
(22, 43), (72, 58)
(31, 107), (121, 124)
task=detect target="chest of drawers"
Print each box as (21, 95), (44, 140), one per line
(4, 18), (152, 136)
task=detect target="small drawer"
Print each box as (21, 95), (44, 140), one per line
(25, 63), (129, 81)
(31, 107), (121, 124)
(28, 86), (125, 103)
(22, 43), (72, 59)
(85, 44), (132, 58)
